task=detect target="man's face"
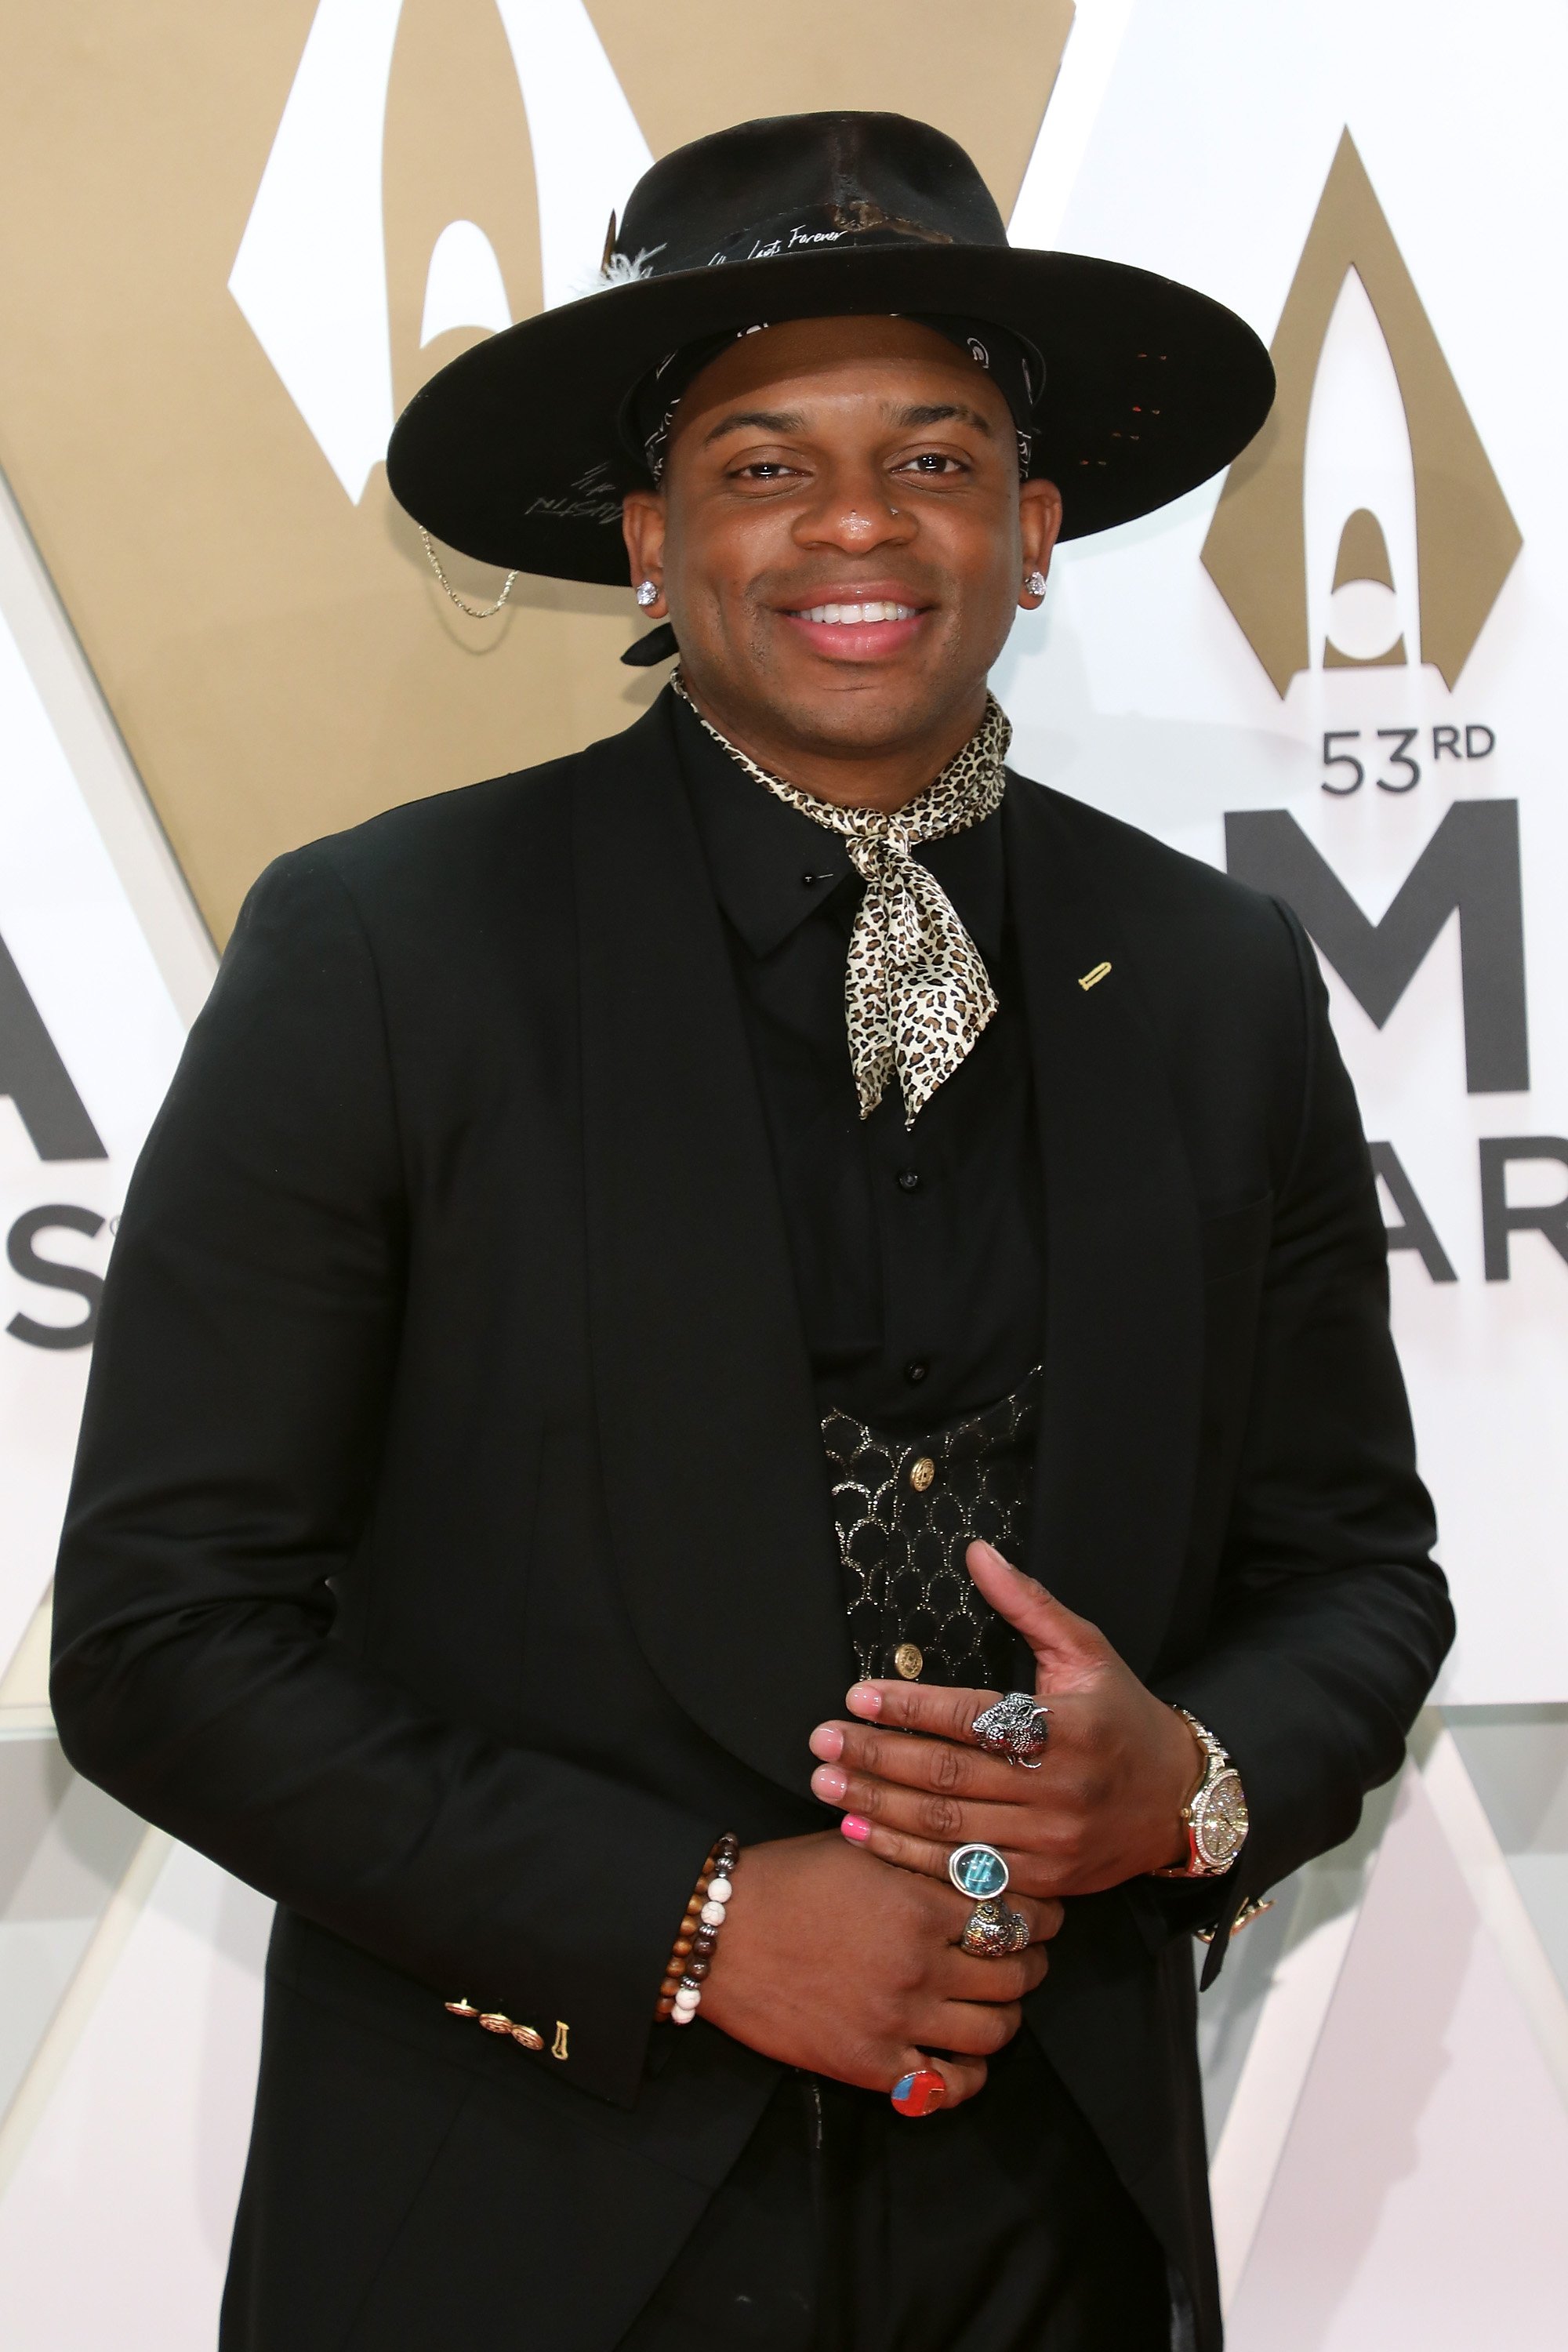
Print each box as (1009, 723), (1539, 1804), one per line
(622, 317), (1061, 776)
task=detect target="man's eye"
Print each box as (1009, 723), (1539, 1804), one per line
(735, 461), (798, 481)
(898, 452), (966, 476)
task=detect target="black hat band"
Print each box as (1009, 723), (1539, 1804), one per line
(612, 197), (978, 286)
(623, 313), (1041, 488)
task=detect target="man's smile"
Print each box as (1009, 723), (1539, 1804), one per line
(793, 601), (920, 623)
(773, 580), (934, 662)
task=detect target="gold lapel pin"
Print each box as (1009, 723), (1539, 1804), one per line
(1078, 961), (1112, 992)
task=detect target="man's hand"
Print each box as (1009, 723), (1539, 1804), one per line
(806, 1542), (1203, 1897)
(698, 1830), (1062, 2107)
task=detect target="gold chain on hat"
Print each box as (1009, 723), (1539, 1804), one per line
(418, 527), (517, 620)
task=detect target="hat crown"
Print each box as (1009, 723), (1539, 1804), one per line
(615, 111), (1010, 281)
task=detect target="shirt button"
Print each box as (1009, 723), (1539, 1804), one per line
(895, 1168), (921, 1192)
(909, 1457), (936, 1492)
(894, 1642), (924, 1680)
(903, 1359), (930, 1386)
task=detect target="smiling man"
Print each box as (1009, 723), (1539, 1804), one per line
(52, 114), (1450, 2352)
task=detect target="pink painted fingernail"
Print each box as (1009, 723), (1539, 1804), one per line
(809, 1725), (844, 1762)
(847, 1686), (883, 1718)
(811, 1766), (848, 1802)
(840, 1815), (871, 1844)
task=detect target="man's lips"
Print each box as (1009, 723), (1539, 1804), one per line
(773, 591), (934, 662)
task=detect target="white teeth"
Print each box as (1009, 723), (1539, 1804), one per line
(797, 601), (918, 624)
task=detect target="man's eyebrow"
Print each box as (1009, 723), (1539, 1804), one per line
(699, 399), (996, 447)
(891, 401), (994, 434)
(701, 408), (806, 446)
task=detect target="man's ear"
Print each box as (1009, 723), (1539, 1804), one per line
(621, 488), (668, 612)
(1018, 477), (1064, 593)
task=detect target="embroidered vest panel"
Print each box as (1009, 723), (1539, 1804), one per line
(822, 1367), (1040, 1690)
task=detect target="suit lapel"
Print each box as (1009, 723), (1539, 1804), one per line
(1007, 780), (1203, 1676)
(574, 699), (851, 1797)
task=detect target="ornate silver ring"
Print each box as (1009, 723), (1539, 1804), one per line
(971, 1690), (1051, 1769)
(959, 1900), (1031, 1958)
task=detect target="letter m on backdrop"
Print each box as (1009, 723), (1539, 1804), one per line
(0, 927), (105, 1159)
(1225, 803), (1528, 1092)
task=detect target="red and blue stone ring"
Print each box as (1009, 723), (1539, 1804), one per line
(891, 2067), (949, 2119)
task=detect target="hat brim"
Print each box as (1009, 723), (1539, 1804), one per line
(387, 241), (1274, 584)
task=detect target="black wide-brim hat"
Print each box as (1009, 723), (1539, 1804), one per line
(387, 111), (1274, 584)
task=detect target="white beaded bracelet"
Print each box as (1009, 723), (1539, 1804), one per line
(655, 1838), (739, 2025)
(674, 1871), (734, 2022)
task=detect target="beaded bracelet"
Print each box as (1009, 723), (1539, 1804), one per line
(655, 1833), (739, 2024)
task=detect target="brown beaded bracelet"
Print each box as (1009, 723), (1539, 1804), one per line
(655, 1833), (740, 2024)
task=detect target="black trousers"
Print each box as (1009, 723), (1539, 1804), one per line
(617, 2030), (1171, 2351)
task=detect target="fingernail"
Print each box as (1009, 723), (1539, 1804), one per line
(809, 1724), (844, 1762)
(847, 1686), (882, 1718)
(840, 1815), (871, 1844)
(811, 1765), (848, 1802)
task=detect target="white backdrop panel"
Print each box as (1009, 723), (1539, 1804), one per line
(0, 601), (189, 1679)
(0, 1841), (270, 2352)
(996, 0), (1568, 1701)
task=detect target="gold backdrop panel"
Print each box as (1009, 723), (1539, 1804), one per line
(589, 0), (1075, 227)
(0, 2), (1073, 942)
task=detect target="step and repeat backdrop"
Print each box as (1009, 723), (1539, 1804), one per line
(1, 5), (1566, 2347)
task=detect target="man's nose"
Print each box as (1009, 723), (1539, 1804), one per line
(791, 458), (916, 554)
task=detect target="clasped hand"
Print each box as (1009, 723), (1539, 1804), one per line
(808, 1541), (1200, 1896)
(698, 1544), (1195, 2108)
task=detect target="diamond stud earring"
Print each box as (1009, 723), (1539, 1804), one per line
(1024, 569), (1048, 599)
(636, 579), (660, 608)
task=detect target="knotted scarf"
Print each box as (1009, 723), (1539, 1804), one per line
(675, 678), (1011, 1127)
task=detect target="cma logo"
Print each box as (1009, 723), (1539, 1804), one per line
(229, 0), (652, 502)
(0, 927), (108, 1351)
(1203, 130), (1521, 693)
(1202, 139), (1554, 1287)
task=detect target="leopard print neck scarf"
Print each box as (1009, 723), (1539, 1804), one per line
(675, 677), (1010, 1127)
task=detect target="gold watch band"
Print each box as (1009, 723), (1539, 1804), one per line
(1151, 1707), (1248, 1879)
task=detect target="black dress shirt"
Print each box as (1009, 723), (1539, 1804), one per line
(672, 693), (1043, 1432)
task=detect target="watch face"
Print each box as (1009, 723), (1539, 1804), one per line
(1194, 1769), (1249, 1868)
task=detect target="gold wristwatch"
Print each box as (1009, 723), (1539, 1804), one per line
(1152, 1708), (1249, 1878)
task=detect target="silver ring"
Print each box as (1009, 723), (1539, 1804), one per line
(971, 1691), (1050, 1769)
(949, 1842), (1010, 1900)
(959, 1900), (1030, 1958)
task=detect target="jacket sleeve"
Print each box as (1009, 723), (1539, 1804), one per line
(1153, 898), (1454, 1971)
(50, 850), (716, 2106)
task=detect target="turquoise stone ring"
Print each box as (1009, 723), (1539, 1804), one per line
(948, 1842), (1010, 1900)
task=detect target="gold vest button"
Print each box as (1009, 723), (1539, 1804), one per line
(909, 1456), (936, 1492)
(894, 1642), (924, 1680)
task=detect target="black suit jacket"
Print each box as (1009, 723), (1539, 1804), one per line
(52, 693), (1450, 2352)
